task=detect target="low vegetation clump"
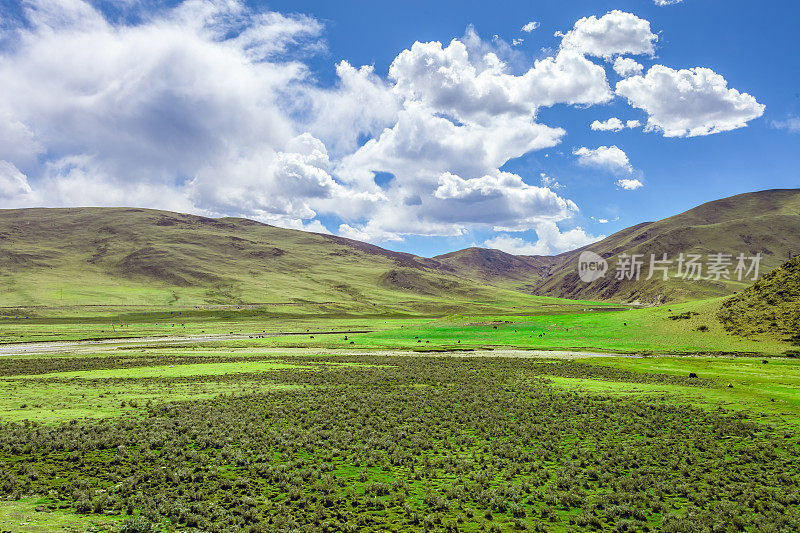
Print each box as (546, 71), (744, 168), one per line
(1, 356), (798, 531)
(0, 353), (279, 377)
(668, 311), (699, 320)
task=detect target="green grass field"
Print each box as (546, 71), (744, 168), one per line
(348, 298), (793, 355)
(2, 295), (792, 355)
(2, 347), (800, 531)
(0, 295), (798, 531)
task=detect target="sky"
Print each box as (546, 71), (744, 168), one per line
(0, 0), (797, 257)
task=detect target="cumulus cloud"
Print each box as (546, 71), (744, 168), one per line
(559, 10), (657, 59)
(591, 215), (619, 223)
(338, 103), (565, 188)
(521, 21), (540, 33)
(432, 171), (577, 231)
(616, 66), (765, 137)
(616, 178), (643, 190)
(305, 62), (400, 157)
(388, 39), (611, 124)
(0, 1), (761, 249)
(654, 0), (683, 5)
(331, 26), (618, 240)
(485, 222), (602, 255)
(0, 0), (336, 226)
(2, 3), (621, 243)
(573, 145), (632, 172)
(0, 161), (33, 200)
(590, 117), (641, 132)
(591, 118), (625, 131)
(613, 57), (644, 77)
(0, 110), (44, 165)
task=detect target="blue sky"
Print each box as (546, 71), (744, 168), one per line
(0, 0), (797, 257)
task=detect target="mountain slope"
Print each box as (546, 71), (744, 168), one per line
(0, 207), (577, 313)
(532, 189), (800, 303)
(717, 256), (800, 345)
(0, 188), (798, 310)
(433, 248), (561, 286)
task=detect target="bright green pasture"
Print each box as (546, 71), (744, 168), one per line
(0, 378), (297, 424)
(0, 497), (123, 532)
(573, 356), (800, 426)
(0, 296), (618, 344)
(0, 357), (319, 423)
(11, 360), (306, 380)
(350, 299), (793, 355)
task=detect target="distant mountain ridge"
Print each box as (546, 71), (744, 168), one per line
(0, 207), (550, 313)
(0, 188), (798, 309)
(531, 188), (800, 303)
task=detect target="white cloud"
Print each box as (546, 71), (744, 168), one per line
(0, 161), (33, 200)
(654, 0), (683, 5)
(591, 118), (624, 131)
(559, 10), (657, 59)
(338, 102), (565, 187)
(0, 4), (620, 242)
(305, 61), (400, 157)
(616, 178), (643, 190)
(590, 117), (641, 131)
(616, 66), (765, 137)
(539, 172), (563, 189)
(574, 145), (632, 172)
(771, 116), (800, 133)
(338, 223), (402, 242)
(613, 57), (644, 77)
(332, 23), (615, 240)
(387, 39), (611, 124)
(187, 133), (369, 230)
(431, 171), (578, 231)
(521, 21), (540, 33)
(0, 0), (331, 223)
(485, 222), (603, 256)
(0, 110), (44, 165)
(1, 1), (757, 247)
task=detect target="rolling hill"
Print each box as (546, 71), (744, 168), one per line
(0, 188), (798, 311)
(527, 189), (800, 303)
(0, 207), (588, 314)
(717, 255), (800, 345)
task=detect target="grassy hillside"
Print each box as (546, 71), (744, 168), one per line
(533, 188), (800, 303)
(0, 207), (595, 314)
(433, 247), (561, 289)
(718, 255), (800, 345)
(1, 188), (797, 311)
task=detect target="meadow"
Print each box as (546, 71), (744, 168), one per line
(0, 298), (798, 532)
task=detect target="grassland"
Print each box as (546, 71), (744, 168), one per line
(348, 298), (794, 355)
(3, 192), (800, 312)
(0, 207), (567, 311)
(2, 346), (800, 532)
(1, 291), (793, 355)
(0, 260), (797, 531)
